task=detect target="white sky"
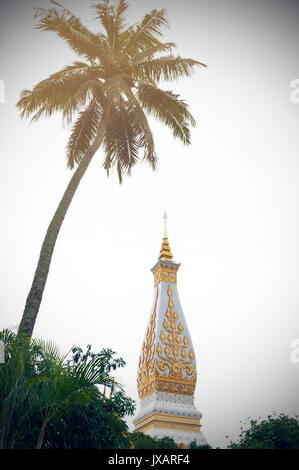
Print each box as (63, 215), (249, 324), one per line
(0, 0), (299, 448)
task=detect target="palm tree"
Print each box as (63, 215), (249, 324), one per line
(17, 0), (206, 337)
(0, 328), (33, 448)
(29, 341), (113, 449)
(0, 328), (117, 449)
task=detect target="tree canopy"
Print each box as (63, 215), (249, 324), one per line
(129, 432), (178, 449)
(228, 414), (299, 449)
(0, 330), (135, 449)
(17, 0), (205, 183)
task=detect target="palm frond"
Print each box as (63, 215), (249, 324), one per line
(0, 328), (17, 347)
(34, 3), (109, 65)
(66, 99), (103, 169)
(16, 63), (102, 122)
(113, 0), (129, 40)
(61, 78), (105, 124)
(103, 102), (140, 183)
(129, 41), (176, 64)
(134, 8), (169, 39)
(130, 105), (157, 170)
(119, 79), (157, 169)
(93, 0), (128, 51)
(137, 84), (196, 144)
(132, 55), (206, 83)
(118, 9), (169, 62)
(31, 339), (64, 364)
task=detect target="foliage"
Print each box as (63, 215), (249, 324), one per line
(129, 432), (178, 449)
(65, 344), (135, 418)
(17, 394), (131, 449)
(0, 329), (135, 449)
(228, 413), (299, 449)
(189, 440), (211, 449)
(17, 0), (205, 183)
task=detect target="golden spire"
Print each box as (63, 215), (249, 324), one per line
(158, 211), (174, 262)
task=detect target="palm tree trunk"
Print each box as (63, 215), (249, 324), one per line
(18, 113), (109, 338)
(36, 422), (47, 449)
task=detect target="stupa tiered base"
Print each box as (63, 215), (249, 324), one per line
(133, 391), (208, 448)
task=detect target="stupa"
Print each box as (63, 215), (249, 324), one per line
(132, 213), (208, 448)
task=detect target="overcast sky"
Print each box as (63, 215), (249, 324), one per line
(0, 0), (299, 448)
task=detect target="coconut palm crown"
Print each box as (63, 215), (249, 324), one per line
(17, 0), (206, 337)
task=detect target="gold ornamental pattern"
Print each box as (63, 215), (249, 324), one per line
(137, 287), (158, 399)
(137, 284), (197, 399)
(153, 264), (178, 287)
(155, 284), (197, 396)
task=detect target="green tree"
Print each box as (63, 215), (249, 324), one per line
(17, 0), (205, 338)
(64, 344), (136, 419)
(0, 329), (135, 449)
(40, 395), (132, 449)
(0, 328), (41, 448)
(228, 414), (299, 449)
(189, 440), (211, 449)
(129, 432), (178, 449)
(29, 341), (115, 449)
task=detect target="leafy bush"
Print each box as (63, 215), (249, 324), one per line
(129, 432), (178, 449)
(228, 413), (299, 449)
(0, 329), (135, 449)
(189, 440), (211, 449)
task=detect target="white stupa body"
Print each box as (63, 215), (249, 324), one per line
(133, 220), (208, 448)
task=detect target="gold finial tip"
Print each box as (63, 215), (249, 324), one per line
(163, 210), (168, 239)
(159, 210), (173, 261)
